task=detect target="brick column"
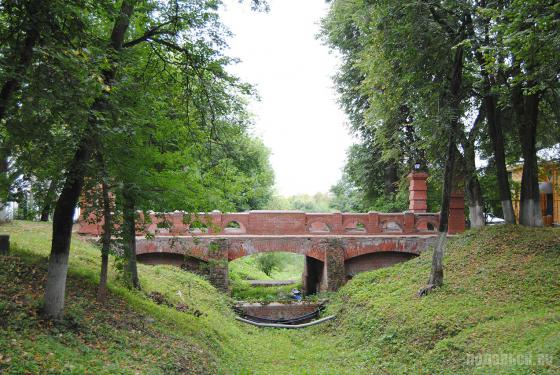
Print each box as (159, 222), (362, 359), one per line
(408, 171), (428, 213)
(368, 212), (381, 234)
(403, 211), (415, 234)
(448, 191), (465, 234)
(331, 212), (343, 234)
(206, 239), (229, 293)
(322, 239), (346, 292)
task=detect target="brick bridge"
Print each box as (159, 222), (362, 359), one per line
(78, 172), (465, 294)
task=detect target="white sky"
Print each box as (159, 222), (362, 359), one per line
(219, 0), (354, 196)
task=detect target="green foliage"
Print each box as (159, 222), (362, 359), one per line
(265, 192), (334, 212)
(322, 0), (559, 219)
(1, 0), (275, 224)
(229, 256), (272, 282)
(229, 252), (303, 281)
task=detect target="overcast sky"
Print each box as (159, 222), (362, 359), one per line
(219, 0), (354, 196)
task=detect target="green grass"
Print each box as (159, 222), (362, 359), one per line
(324, 225), (560, 373)
(0, 221), (348, 374)
(229, 256), (272, 281)
(0, 221), (559, 374)
(230, 280), (303, 302)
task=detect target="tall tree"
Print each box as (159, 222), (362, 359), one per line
(486, 0), (560, 226)
(43, 0), (137, 319)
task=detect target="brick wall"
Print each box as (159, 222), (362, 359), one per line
(238, 302), (321, 320)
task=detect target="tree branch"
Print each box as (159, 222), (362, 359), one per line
(426, 3), (456, 37)
(122, 21), (176, 48)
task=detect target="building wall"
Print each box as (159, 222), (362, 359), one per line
(510, 163), (559, 226)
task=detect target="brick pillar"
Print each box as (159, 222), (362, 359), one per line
(322, 239), (346, 292)
(332, 212), (343, 234)
(368, 212), (381, 234)
(403, 211), (415, 234)
(448, 191), (465, 234)
(207, 239), (229, 293)
(408, 171), (428, 213)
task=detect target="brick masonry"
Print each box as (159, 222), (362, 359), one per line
(237, 302), (321, 320)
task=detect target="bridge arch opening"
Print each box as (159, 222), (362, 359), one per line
(303, 256), (324, 295)
(345, 251), (417, 280)
(229, 251), (309, 300)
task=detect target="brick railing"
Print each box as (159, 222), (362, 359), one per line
(78, 209), (463, 237)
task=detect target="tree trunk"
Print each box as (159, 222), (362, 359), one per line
(485, 94), (515, 224)
(419, 45), (464, 296)
(123, 184), (140, 289)
(384, 163), (399, 197)
(40, 206), (50, 222)
(472, 3), (516, 225)
(40, 180), (56, 221)
(97, 178), (112, 302)
(465, 176), (485, 229)
(0, 148), (11, 206)
(43, 136), (92, 319)
(514, 89), (543, 227)
(461, 128), (485, 229)
(427, 130), (456, 288)
(42, 1), (136, 319)
(0, 235), (9, 255)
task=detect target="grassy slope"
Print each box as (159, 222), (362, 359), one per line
(0, 221), (344, 374)
(325, 225), (560, 374)
(0, 221), (558, 374)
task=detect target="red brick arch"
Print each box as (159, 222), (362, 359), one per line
(342, 237), (428, 260)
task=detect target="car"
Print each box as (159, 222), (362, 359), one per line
(485, 213), (506, 225)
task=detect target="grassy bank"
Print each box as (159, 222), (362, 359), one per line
(0, 221), (558, 374)
(0, 221), (347, 374)
(324, 225), (560, 373)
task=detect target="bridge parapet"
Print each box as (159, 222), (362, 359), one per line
(78, 209), (452, 236)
